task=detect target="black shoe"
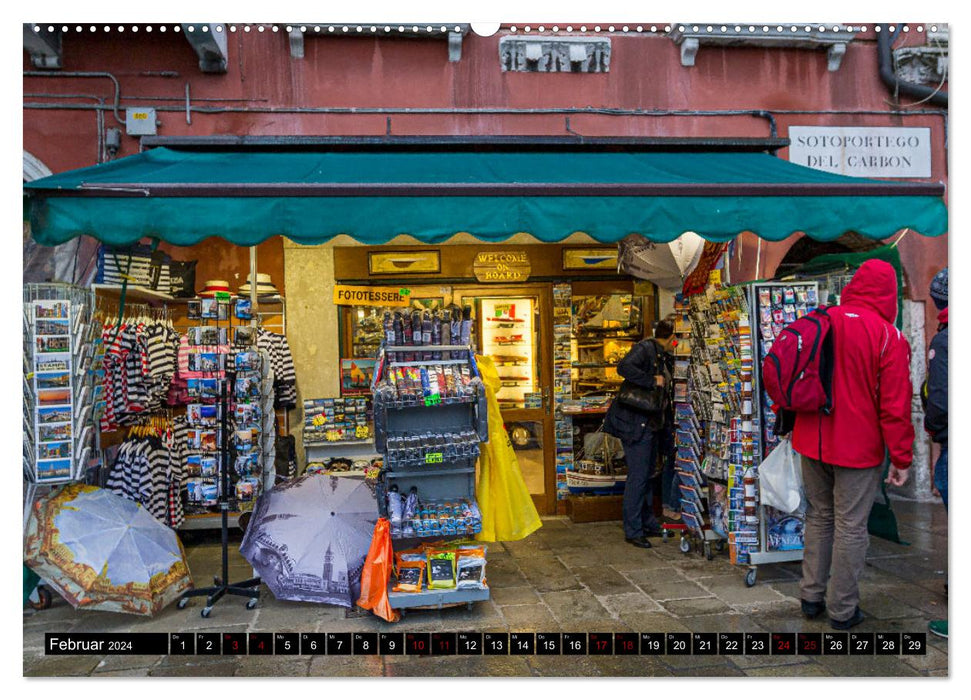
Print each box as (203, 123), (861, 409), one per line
(801, 599), (825, 620)
(642, 526), (665, 538)
(830, 607), (865, 630)
(625, 536), (653, 549)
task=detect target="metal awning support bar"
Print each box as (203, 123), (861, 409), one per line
(61, 181), (946, 198)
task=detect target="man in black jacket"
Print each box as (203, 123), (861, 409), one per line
(603, 320), (676, 549)
(925, 267), (947, 639)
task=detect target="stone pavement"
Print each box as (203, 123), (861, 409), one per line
(23, 498), (948, 678)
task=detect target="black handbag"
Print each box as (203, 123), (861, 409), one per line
(615, 380), (665, 413)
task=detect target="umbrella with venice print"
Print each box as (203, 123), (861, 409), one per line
(240, 473), (377, 606)
(23, 483), (192, 615)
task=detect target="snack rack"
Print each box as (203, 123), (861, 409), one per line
(371, 343), (491, 611)
(739, 281), (819, 586)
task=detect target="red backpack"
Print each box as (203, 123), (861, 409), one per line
(762, 307), (835, 417)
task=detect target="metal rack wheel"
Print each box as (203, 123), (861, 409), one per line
(679, 537), (691, 554)
(177, 597), (189, 610)
(704, 542), (713, 561)
(715, 540), (726, 553)
(246, 598), (258, 610)
(745, 568), (758, 588)
(201, 606), (213, 618)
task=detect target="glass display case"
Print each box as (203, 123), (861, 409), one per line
(477, 297), (539, 410)
(344, 295), (445, 360)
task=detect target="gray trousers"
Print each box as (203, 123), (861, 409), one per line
(800, 456), (883, 622)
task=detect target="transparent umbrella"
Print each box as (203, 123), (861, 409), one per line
(23, 483), (192, 615)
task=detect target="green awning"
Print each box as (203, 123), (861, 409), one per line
(24, 147), (947, 247)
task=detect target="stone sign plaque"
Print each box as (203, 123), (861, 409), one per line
(788, 126), (932, 179)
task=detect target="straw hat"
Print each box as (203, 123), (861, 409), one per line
(238, 273), (281, 298)
(197, 280), (231, 298)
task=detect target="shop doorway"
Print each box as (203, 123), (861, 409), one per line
(454, 284), (556, 515)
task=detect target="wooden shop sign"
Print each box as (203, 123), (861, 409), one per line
(473, 251), (531, 283)
(333, 285), (411, 307)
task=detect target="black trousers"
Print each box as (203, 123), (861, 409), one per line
(621, 431), (660, 539)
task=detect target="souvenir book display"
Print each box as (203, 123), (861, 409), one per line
(736, 281), (820, 586)
(24, 285), (98, 488)
(552, 284), (574, 500)
(671, 273), (757, 561)
(370, 335), (491, 611)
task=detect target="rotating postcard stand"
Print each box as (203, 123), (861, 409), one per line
(178, 371), (261, 617)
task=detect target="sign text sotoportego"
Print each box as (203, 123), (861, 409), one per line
(473, 250), (532, 283)
(333, 285), (411, 307)
(788, 126), (932, 179)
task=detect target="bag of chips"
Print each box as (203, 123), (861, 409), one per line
(456, 547), (488, 590)
(392, 561), (425, 593)
(426, 550), (457, 589)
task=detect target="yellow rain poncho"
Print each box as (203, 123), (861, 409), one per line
(474, 355), (543, 542)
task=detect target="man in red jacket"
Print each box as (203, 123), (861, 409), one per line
(793, 259), (913, 630)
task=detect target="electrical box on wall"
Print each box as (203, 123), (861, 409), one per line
(125, 107), (157, 136)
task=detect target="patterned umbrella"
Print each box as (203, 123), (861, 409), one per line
(240, 473), (377, 606)
(23, 483), (192, 615)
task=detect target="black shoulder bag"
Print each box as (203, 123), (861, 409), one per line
(615, 340), (666, 413)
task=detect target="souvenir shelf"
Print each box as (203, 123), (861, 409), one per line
(302, 395), (380, 476)
(669, 281), (753, 560)
(371, 343), (491, 611)
(739, 281), (820, 586)
(24, 284), (99, 526)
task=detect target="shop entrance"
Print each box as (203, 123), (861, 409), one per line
(454, 284), (556, 515)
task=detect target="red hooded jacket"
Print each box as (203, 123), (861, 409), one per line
(792, 259), (914, 470)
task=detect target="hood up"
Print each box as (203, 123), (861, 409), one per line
(840, 259), (899, 324)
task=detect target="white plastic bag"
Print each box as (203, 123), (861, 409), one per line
(758, 437), (804, 514)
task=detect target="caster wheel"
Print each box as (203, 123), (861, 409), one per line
(662, 530), (669, 543)
(246, 598), (258, 610)
(745, 568), (757, 588)
(715, 540), (726, 553)
(213, 577), (223, 586)
(177, 597), (189, 610)
(679, 537), (691, 554)
(705, 544), (713, 561)
(201, 606), (212, 618)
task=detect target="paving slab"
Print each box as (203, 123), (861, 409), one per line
(235, 657), (312, 676)
(149, 661), (241, 677)
(24, 654), (103, 677)
(899, 642), (949, 673)
(92, 654), (164, 672)
(597, 592), (663, 616)
(491, 585), (541, 606)
(744, 662), (832, 676)
(571, 565), (639, 595)
(498, 604), (559, 629)
(92, 668), (153, 676)
(541, 590), (612, 623)
(635, 578), (714, 601)
(695, 573), (789, 605)
(659, 597), (733, 616)
(588, 654), (675, 677)
(812, 653), (923, 677)
(310, 655), (386, 676)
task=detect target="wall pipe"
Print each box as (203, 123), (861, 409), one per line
(23, 71), (125, 124)
(876, 23), (948, 108)
(22, 100), (950, 155)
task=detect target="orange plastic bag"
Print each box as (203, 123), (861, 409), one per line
(356, 517), (401, 623)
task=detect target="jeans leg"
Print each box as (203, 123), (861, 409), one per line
(622, 436), (652, 539)
(828, 465), (884, 621)
(934, 446), (948, 510)
(800, 456), (835, 605)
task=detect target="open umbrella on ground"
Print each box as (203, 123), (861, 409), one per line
(240, 473), (377, 606)
(617, 233), (705, 290)
(23, 483), (192, 615)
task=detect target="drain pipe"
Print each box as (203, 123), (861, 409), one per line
(876, 24), (947, 107)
